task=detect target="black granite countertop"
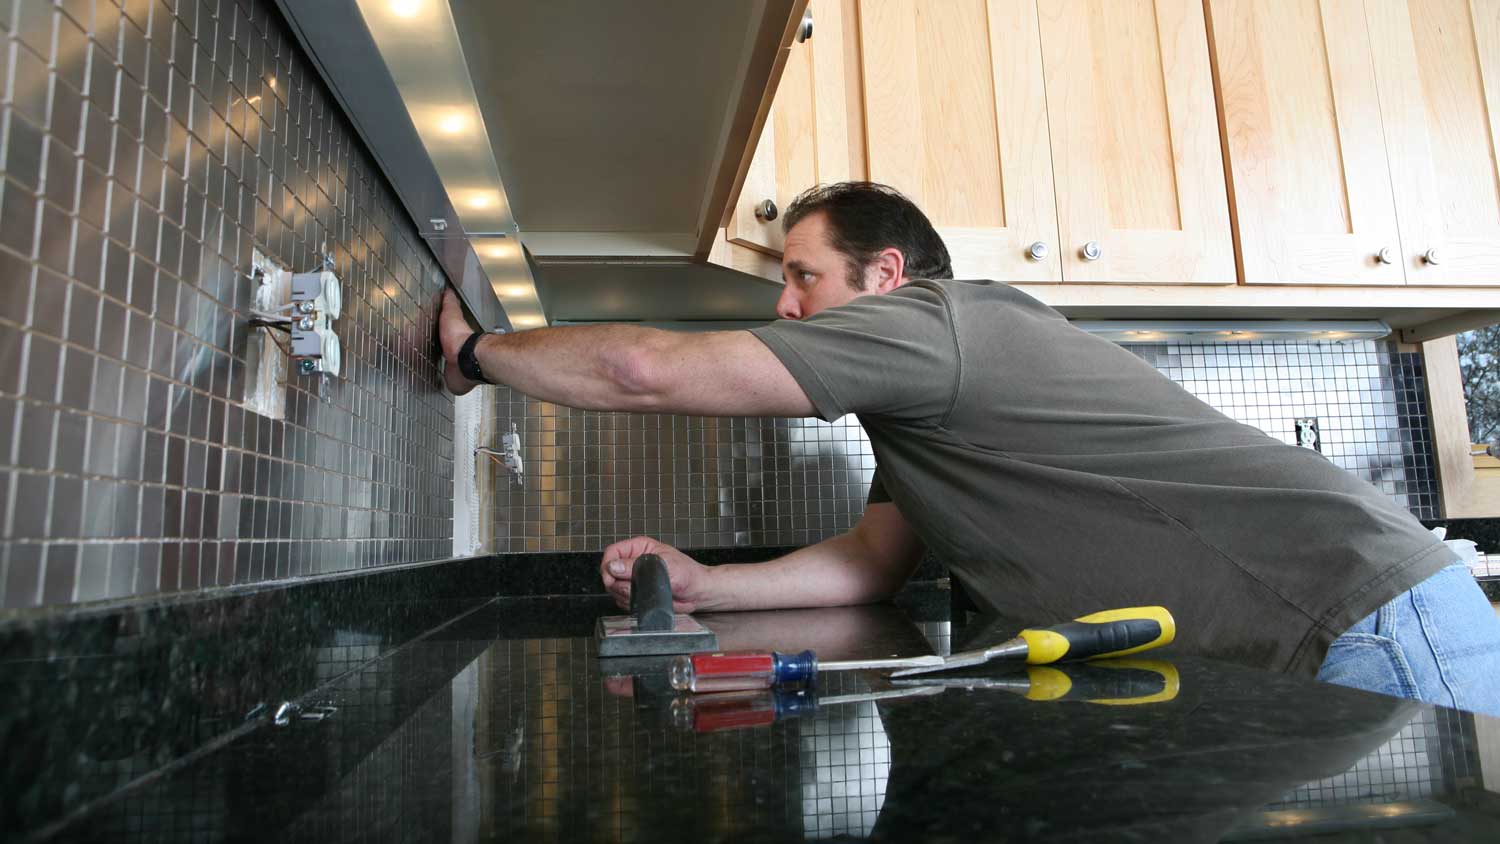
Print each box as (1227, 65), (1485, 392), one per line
(5, 558), (1500, 843)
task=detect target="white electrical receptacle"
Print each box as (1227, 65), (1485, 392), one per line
(289, 271), (343, 376)
(1295, 418), (1321, 453)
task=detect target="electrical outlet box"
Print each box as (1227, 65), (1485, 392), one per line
(1295, 418), (1321, 452)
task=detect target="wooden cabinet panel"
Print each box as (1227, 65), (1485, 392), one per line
(859, 0), (1061, 281)
(1208, 0), (1403, 285)
(1368, 0), (1500, 286)
(1038, 0), (1235, 284)
(728, 0), (858, 256)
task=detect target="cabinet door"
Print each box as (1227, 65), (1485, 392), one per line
(1207, 0), (1403, 285)
(727, 0), (858, 256)
(1038, 0), (1235, 284)
(859, 0), (1061, 281)
(1368, 0), (1500, 285)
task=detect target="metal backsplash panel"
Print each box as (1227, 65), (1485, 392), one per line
(484, 392), (874, 553)
(0, 0), (454, 609)
(486, 339), (1436, 553)
(1125, 341), (1438, 519)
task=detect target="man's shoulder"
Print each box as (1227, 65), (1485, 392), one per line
(906, 278), (1052, 310)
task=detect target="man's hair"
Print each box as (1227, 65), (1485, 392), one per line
(782, 182), (953, 289)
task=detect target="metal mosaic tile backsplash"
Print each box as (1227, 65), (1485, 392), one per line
(486, 339), (1437, 553)
(485, 390), (874, 553)
(0, 0), (454, 610)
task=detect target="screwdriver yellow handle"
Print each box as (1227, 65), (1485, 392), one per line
(1023, 660), (1181, 705)
(1016, 606), (1175, 664)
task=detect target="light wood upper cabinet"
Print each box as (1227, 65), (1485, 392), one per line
(1037, 0), (1235, 284)
(1367, 0), (1500, 286)
(858, 0), (1061, 281)
(727, 0), (862, 257)
(1207, 0), (1405, 286)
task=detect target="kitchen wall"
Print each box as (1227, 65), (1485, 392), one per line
(0, 0), (454, 610)
(486, 339), (1437, 553)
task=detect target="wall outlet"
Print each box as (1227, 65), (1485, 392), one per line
(1295, 418), (1321, 452)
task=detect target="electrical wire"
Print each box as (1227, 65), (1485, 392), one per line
(248, 318), (292, 333)
(263, 330), (291, 357)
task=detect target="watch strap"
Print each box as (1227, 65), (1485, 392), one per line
(458, 331), (490, 383)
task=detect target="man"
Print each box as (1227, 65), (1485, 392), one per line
(440, 182), (1500, 714)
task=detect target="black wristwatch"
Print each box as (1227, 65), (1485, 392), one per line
(458, 331), (493, 383)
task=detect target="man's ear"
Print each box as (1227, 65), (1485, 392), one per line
(869, 247), (908, 293)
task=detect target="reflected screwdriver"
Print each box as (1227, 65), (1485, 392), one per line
(891, 659), (1181, 705)
(670, 685), (944, 732)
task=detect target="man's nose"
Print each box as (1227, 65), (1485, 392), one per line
(775, 287), (802, 321)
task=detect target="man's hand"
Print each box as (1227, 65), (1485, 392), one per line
(600, 536), (714, 613)
(439, 289), (482, 396)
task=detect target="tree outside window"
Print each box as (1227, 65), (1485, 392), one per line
(1459, 325), (1500, 446)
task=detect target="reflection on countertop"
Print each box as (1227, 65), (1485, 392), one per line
(4, 582), (1499, 842)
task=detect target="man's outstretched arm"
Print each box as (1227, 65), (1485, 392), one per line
(599, 502), (925, 613)
(439, 290), (814, 417)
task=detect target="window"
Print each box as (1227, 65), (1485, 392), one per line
(1458, 325), (1500, 448)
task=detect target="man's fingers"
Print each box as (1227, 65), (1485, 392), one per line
(600, 536), (659, 577)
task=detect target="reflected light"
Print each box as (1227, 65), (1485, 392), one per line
(465, 192), (496, 209)
(268, 77), (277, 89)
(498, 285), (532, 298)
(483, 243), (514, 259)
(390, 0), (422, 18)
(513, 315), (544, 327)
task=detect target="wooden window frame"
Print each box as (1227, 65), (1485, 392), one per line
(1422, 335), (1500, 517)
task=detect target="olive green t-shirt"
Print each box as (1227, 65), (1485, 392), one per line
(749, 279), (1455, 676)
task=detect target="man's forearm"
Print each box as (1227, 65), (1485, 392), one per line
(473, 324), (665, 411)
(696, 531), (913, 612)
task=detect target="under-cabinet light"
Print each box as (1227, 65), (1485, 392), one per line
(465, 191), (497, 209)
(437, 111), (471, 135)
(1071, 320), (1391, 343)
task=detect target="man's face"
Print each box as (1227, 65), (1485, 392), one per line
(776, 212), (876, 320)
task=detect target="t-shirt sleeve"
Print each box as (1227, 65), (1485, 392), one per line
(866, 467), (892, 505)
(748, 282), (960, 423)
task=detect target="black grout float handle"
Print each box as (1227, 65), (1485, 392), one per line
(630, 554), (675, 632)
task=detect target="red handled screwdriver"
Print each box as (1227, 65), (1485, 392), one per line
(668, 650), (946, 693)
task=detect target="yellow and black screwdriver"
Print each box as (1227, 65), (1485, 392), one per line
(890, 606), (1176, 678)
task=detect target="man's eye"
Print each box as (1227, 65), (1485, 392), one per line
(799, 271), (816, 284)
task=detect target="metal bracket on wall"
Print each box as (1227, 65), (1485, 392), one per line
(243, 250), (291, 420)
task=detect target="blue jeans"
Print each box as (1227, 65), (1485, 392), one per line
(1317, 564), (1500, 717)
